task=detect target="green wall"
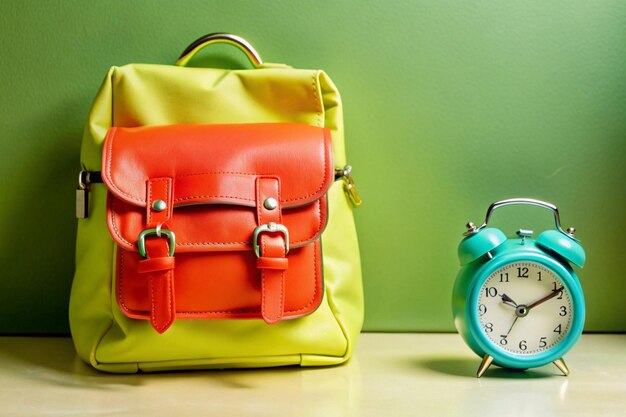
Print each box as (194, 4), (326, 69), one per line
(1, 1), (624, 334)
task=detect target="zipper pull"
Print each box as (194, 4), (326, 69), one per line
(335, 165), (363, 207)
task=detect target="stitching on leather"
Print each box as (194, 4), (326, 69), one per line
(118, 248), (129, 313)
(109, 196), (324, 249)
(149, 266), (174, 332)
(164, 270), (174, 329)
(147, 179), (153, 225)
(177, 241), (249, 246)
(150, 270), (156, 329)
(257, 243), (320, 316)
(256, 177), (263, 226)
(286, 242), (320, 314)
(278, 269), (285, 319)
(109, 197), (134, 248)
(117, 246), (319, 318)
(105, 130), (331, 206)
(259, 178), (268, 320)
(258, 177), (285, 322)
(174, 195), (255, 203)
(173, 172), (256, 204)
(282, 242), (320, 315)
(277, 178), (283, 224)
(176, 171), (258, 178)
(105, 129), (144, 205)
(274, 177), (286, 320)
(147, 178), (172, 226)
(179, 308), (261, 315)
(261, 264), (268, 319)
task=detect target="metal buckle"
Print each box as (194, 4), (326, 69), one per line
(137, 226), (176, 258)
(252, 222), (289, 258)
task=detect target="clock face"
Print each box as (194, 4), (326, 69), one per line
(476, 261), (573, 355)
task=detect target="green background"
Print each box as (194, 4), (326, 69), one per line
(1, 1), (624, 334)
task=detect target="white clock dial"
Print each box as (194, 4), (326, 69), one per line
(477, 261), (573, 355)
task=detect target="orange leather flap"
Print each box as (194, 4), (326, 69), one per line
(102, 123), (333, 253)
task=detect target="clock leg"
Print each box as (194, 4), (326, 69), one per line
(476, 354), (494, 378)
(553, 358), (570, 376)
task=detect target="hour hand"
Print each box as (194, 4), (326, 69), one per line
(501, 293), (518, 308)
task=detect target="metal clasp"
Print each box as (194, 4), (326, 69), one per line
(335, 165), (363, 207)
(76, 171), (91, 219)
(137, 226), (176, 258)
(252, 222), (289, 258)
(78, 170), (90, 190)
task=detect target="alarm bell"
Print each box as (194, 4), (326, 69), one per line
(537, 230), (586, 268)
(458, 198), (585, 267)
(458, 227), (507, 266)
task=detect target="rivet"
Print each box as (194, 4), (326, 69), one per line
(264, 198), (278, 210)
(152, 200), (167, 212)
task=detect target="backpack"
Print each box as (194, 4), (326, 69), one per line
(69, 33), (364, 373)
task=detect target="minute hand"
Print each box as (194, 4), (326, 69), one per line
(526, 286), (564, 311)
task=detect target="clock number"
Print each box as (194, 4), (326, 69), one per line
(499, 335), (508, 345)
(478, 304), (487, 316)
(537, 271), (542, 281)
(519, 340), (527, 351)
(539, 336), (547, 348)
(552, 282), (564, 299)
(517, 267), (529, 278)
(484, 322), (493, 333)
(559, 306), (567, 316)
(499, 273), (509, 283)
(484, 287), (498, 297)
(554, 324), (562, 334)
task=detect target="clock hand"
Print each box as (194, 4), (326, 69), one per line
(504, 315), (519, 337)
(499, 295), (521, 340)
(526, 286), (564, 311)
(501, 293), (518, 309)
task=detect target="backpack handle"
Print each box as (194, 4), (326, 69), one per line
(176, 33), (263, 68)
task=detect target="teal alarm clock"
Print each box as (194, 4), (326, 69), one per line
(452, 198), (586, 377)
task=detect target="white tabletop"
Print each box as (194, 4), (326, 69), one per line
(0, 333), (624, 416)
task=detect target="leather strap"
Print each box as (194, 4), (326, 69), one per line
(139, 238), (176, 333)
(257, 256), (288, 270)
(146, 177), (173, 228)
(138, 256), (175, 274)
(256, 177), (287, 325)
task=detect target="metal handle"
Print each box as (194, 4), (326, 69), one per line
(176, 33), (263, 68)
(479, 198), (567, 235)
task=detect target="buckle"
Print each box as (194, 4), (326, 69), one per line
(252, 222), (289, 258)
(137, 226), (176, 258)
